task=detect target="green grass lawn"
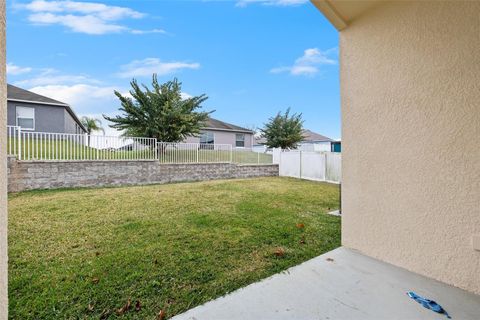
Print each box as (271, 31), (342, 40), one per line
(8, 177), (340, 319)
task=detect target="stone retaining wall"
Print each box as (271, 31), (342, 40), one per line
(7, 157), (279, 192)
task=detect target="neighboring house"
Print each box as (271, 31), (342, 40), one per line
(298, 129), (335, 152)
(253, 129), (340, 152)
(252, 137), (268, 153)
(184, 118), (254, 149)
(7, 84), (86, 134)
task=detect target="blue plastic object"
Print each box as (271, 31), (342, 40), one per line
(407, 291), (451, 318)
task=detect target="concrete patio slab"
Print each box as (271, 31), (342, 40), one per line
(172, 247), (480, 320)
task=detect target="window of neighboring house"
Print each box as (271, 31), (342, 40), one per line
(199, 132), (214, 150)
(200, 131), (214, 147)
(235, 133), (245, 147)
(16, 106), (35, 130)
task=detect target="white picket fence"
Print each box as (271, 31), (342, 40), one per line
(158, 142), (232, 163)
(7, 126), (339, 182)
(6, 126), (274, 164)
(273, 148), (341, 183)
(7, 125), (20, 157)
(157, 142), (273, 164)
(7, 126), (158, 161)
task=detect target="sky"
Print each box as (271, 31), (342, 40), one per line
(6, 0), (340, 138)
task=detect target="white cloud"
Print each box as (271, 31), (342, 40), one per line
(20, 0), (164, 35)
(14, 68), (100, 87)
(117, 58), (200, 78)
(22, 0), (144, 19)
(29, 84), (120, 115)
(6, 63), (32, 75)
(236, 0), (308, 7)
(270, 47), (337, 76)
(130, 28), (167, 35)
(180, 92), (193, 100)
(28, 12), (127, 34)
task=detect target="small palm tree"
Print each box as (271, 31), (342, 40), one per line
(81, 117), (105, 146)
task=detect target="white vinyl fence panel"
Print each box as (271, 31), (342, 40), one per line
(301, 152), (326, 181)
(325, 152), (342, 182)
(275, 148), (341, 183)
(278, 151), (301, 178)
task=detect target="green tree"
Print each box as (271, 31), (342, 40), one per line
(261, 108), (304, 149)
(81, 116), (104, 146)
(104, 75), (211, 143)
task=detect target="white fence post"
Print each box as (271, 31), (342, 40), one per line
(17, 127), (22, 160)
(272, 148), (281, 164)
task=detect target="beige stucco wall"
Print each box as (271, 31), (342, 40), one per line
(341, 1), (480, 294)
(0, 0), (7, 317)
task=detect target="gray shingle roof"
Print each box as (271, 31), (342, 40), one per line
(254, 129), (333, 145)
(204, 117), (253, 133)
(301, 129), (333, 142)
(7, 84), (69, 106)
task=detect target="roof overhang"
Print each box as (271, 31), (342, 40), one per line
(310, 0), (382, 31)
(7, 98), (69, 107)
(302, 140), (333, 143)
(203, 127), (254, 134)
